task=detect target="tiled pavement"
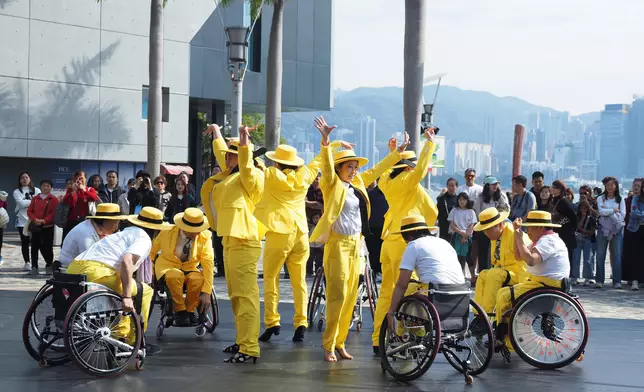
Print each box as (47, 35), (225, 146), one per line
(1, 232), (642, 321)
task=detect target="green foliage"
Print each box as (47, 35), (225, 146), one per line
(242, 113), (286, 147)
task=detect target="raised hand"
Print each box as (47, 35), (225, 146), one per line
(314, 116), (336, 146)
(339, 140), (355, 150)
(238, 125), (256, 147)
(397, 132), (410, 152)
(204, 124), (223, 139)
(512, 218), (523, 231)
(388, 137), (397, 152)
(424, 126), (437, 142)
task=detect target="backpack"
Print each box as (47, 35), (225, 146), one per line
(54, 203), (71, 228)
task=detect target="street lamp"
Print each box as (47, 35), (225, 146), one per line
(226, 26), (250, 137)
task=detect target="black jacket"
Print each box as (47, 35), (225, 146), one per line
(164, 194), (197, 221)
(99, 186), (123, 204)
(437, 192), (458, 240)
(368, 186), (388, 230)
(127, 186), (159, 214)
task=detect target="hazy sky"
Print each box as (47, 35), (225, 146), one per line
(333, 0), (641, 115)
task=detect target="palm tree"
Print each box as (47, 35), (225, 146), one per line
(403, 0), (427, 154)
(221, 0), (285, 159)
(96, 0), (166, 176)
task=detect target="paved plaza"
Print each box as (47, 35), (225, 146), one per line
(1, 234), (644, 391)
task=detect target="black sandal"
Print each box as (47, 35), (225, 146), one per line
(223, 343), (240, 354)
(224, 352), (257, 364)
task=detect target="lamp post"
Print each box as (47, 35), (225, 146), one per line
(226, 26), (250, 138)
(421, 104), (434, 191)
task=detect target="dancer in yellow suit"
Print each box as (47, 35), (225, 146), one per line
(254, 143), (323, 343)
(473, 207), (530, 316)
(151, 208), (213, 326)
(202, 123), (265, 364)
(371, 126), (439, 354)
(309, 116), (405, 362)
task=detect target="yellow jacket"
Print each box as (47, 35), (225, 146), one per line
(254, 155), (323, 235)
(491, 222), (529, 277)
(201, 171), (228, 232)
(210, 138), (265, 240)
(380, 140), (438, 239)
(151, 226), (214, 294)
(309, 144), (402, 244)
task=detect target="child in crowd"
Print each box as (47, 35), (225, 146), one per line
(448, 192), (478, 282)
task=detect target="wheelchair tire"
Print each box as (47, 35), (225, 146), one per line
(32, 283), (52, 304)
(205, 290), (219, 333)
(64, 290), (142, 377)
(442, 299), (494, 377)
(509, 288), (589, 370)
(22, 286), (69, 365)
(379, 294), (441, 382)
(307, 267), (325, 328)
(365, 266), (378, 320)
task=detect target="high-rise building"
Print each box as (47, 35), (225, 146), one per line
(452, 142), (492, 176)
(583, 121), (600, 161)
(599, 104), (630, 179)
(566, 118), (585, 142)
(627, 98), (644, 177)
(357, 116), (377, 168)
(536, 129), (547, 162)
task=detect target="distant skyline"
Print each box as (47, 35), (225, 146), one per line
(333, 0), (643, 115)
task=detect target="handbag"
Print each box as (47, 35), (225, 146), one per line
(0, 207), (9, 228)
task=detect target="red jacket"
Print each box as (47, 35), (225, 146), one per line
(27, 194), (60, 227)
(63, 188), (99, 222)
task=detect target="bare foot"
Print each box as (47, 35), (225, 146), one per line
(324, 350), (337, 362)
(335, 348), (353, 360)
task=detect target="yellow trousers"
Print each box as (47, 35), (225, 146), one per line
(372, 236), (421, 346)
(474, 266), (525, 314)
(158, 268), (204, 313)
(223, 236), (261, 357)
(66, 260), (153, 339)
(495, 275), (563, 325)
(323, 231), (361, 352)
(262, 229), (309, 329)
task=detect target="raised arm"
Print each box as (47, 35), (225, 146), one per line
(401, 127), (438, 188)
(238, 126), (264, 198)
(313, 116), (338, 188)
(512, 219), (541, 266)
(205, 124), (228, 170)
(361, 134), (407, 185)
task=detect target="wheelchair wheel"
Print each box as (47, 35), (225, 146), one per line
(64, 290), (142, 377)
(204, 290), (219, 333)
(509, 289), (589, 370)
(22, 286), (69, 365)
(379, 294), (441, 382)
(442, 299), (494, 377)
(365, 266), (378, 320)
(308, 267), (326, 329)
(32, 283), (52, 304)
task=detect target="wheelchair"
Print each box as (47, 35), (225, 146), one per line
(379, 281), (494, 384)
(307, 260), (379, 332)
(22, 271), (148, 376)
(494, 278), (589, 370)
(151, 275), (219, 338)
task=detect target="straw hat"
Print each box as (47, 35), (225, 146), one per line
(473, 207), (510, 232)
(86, 203), (127, 220)
(333, 149), (368, 168)
(266, 144), (305, 167)
(394, 214), (438, 234)
(222, 138), (254, 155)
(393, 151), (418, 169)
(127, 207), (173, 231)
(174, 207), (210, 233)
(519, 210), (562, 228)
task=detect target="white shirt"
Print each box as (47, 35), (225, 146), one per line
(332, 182), (362, 236)
(59, 220), (100, 267)
(118, 192), (130, 215)
(458, 184), (483, 202)
(399, 236), (465, 284)
(13, 187), (41, 228)
(174, 230), (192, 261)
(75, 226), (152, 271)
(597, 196), (626, 217)
(529, 233), (570, 280)
(447, 208), (478, 233)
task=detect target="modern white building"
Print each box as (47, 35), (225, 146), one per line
(452, 142), (492, 176)
(599, 104), (629, 179)
(0, 0), (333, 210)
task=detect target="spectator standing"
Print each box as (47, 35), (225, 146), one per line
(622, 180), (644, 290)
(14, 172), (41, 271)
(473, 177), (509, 271)
(550, 180), (578, 271)
(509, 175), (537, 221)
(127, 170), (158, 214)
(595, 177), (626, 289)
(539, 186), (553, 211)
(436, 178), (459, 241)
(62, 170), (99, 243)
(624, 179), (641, 228)
(88, 174), (103, 193)
(305, 173), (324, 218)
(0, 191), (8, 266)
(572, 199), (597, 286)
(448, 192), (477, 281)
(118, 178), (137, 215)
(530, 171), (545, 209)
(153, 175), (172, 214)
(164, 177), (195, 221)
(26, 180), (59, 275)
(178, 171), (197, 201)
(458, 168), (484, 201)
(98, 170), (123, 204)
(366, 180), (387, 275)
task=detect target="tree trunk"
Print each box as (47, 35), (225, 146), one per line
(403, 0), (426, 154)
(264, 0), (284, 160)
(147, 0), (164, 177)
